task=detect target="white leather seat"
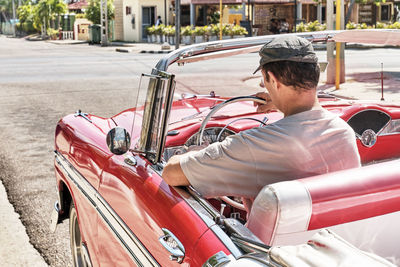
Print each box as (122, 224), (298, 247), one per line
(247, 159), (400, 265)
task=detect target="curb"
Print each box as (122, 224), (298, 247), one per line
(115, 48), (172, 53)
(115, 48), (131, 53)
(140, 50), (172, 54)
(47, 40), (88, 45)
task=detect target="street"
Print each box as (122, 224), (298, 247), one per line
(0, 36), (165, 266)
(0, 35), (400, 266)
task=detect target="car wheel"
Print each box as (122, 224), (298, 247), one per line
(69, 201), (90, 267)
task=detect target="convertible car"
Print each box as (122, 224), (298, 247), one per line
(51, 31), (400, 266)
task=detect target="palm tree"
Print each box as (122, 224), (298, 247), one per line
(48, 0), (66, 29)
(0, 0), (13, 22)
(33, 0), (49, 36)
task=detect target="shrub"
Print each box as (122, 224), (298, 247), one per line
(210, 24), (220, 36)
(76, 13), (86, 19)
(345, 21), (395, 30)
(154, 24), (164, 35)
(47, 27), (59, 39)
(231, 25), (248, 35)
(146, 25), (155, 35)
(193, 26), (206, 36)
(296, 22), (307, 32)
(222, 24), (232, 36)
(181, 25), (193, 36)
(163, 25), (175, 36)
(346, 21), (357, 30)
(376, 21), (386, 29)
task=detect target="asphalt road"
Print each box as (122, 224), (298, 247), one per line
(0, 36), (165, 266)
(0, 35), (400, 266)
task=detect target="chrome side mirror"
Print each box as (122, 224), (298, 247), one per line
(106, 127), (131, 155)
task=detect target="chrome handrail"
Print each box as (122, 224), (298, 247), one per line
(154, 30), (342, 72)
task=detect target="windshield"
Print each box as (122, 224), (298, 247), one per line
(131, 71), (175, 163)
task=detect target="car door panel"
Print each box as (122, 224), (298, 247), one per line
(98, 153), (213, 266)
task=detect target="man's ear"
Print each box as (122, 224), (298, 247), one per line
(267, 71), (280, 90)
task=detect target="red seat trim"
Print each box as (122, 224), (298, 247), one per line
(299, 160), (400, 230)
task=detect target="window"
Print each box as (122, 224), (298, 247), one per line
(126, 6), (131, 15)
(381, 5), (391, 21)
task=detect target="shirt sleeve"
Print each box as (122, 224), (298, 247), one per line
(180, 133), (259, 198)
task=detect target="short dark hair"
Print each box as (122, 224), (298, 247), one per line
(262, 61), (320, 91)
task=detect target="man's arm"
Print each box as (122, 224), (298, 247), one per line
(163, 144), (207, 186)
(162, 153), (191, 186)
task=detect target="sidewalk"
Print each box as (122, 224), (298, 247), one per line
(318, 70), (400, 102)
(46, 39), (175, 53)
(0, 180), (48, 266)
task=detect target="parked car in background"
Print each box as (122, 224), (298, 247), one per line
(51, 31), (400, 266)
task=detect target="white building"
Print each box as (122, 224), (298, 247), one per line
(114, 0), (169, 42)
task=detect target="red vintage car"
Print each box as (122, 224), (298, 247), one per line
(51, 31), (400, 266)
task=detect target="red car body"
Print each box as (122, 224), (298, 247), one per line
(51, 31), (400, 266)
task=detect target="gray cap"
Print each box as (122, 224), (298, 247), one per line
(253, 35), (318, 74)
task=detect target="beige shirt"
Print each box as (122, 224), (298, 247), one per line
(180, 109), (361, 204)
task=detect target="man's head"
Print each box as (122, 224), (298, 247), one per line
(254, 35), (320, 92)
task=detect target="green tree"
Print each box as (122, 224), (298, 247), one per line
(31, 0), (66, 35)
(85, 0), (114, 24)
(0, 0), (12, 21)
(48, 0), (66, 29)
(33, 0), (50, 33)
(17, 3), (35, 32)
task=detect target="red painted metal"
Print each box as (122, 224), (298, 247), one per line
(99, 153), (225, 265)
(55, 108), (230, 265)
(191, 229), (232, 266)
(54, 92), (400, 265)
(299, 159), (400, 230)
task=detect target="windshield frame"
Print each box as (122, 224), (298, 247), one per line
(132, 69), (175, 164)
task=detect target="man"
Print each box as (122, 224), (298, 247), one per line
(163, 35), (361, 212)
(155, 16), (162, 26)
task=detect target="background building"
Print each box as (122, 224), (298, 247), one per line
(113, 0), (168, 42)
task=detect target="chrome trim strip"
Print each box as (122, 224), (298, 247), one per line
(379, 119), (400, 136)
(203, 251), (231, 267)
(379, 132), (400, 136)
(55, 151), (159, 267)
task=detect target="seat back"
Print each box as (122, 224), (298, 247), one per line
(247, 159), (400, 265)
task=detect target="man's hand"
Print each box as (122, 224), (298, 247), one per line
(253, 92), (277, 113)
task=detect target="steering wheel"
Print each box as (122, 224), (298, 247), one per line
(196, 96), (267, 211)
(197, 96), (267, 146)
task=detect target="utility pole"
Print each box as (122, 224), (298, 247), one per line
(175, 0), (180, 49)
(294, 0), (297, 32)
(219, 0), (222, 40)
(100, 0), (108, 46)
(164, 0), (167, 25)
(326, 0), (345, 86)
(12, 0), (16, 37)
